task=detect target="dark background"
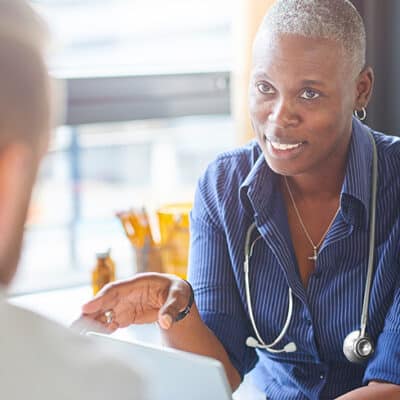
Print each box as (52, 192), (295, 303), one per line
(352, 0), (399, 136)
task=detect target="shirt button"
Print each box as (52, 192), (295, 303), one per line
(313, 271), (322, 279)
(319, 372), (325, 380)
(304, 316), (312, 325)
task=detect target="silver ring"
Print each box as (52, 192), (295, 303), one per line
(354, 107), (367, 121)
(104, 310), (114, 324)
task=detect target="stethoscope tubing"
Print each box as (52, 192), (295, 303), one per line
(244, 224), (294, 348)
(360, 131), (378, 336)
(244, 130), (378, 355)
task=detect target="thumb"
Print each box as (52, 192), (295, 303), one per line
(158, 313), (174, 330)
(157, 283), (190, 330)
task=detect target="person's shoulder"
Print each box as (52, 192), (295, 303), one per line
(192, 141), (261, 228)
(373, 130), (400, 153)
(1, 301), (146, 399)
(372, 130), (400, 179)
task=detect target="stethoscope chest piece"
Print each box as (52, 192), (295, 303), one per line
(343, 330), (374, 364)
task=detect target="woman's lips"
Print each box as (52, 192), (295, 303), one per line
(265, 137), (306, 159)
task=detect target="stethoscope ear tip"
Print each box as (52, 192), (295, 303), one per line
(284, 342), (297, 352)
(246, 336), (259, 348)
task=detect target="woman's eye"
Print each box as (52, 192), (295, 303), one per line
(256, 82), (274, 95)
(300, 88), (320, 100)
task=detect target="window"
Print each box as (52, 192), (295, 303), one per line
(11, 1), (235, 294)
(33, 0), (232, 75)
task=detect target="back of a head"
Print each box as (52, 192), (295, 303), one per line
(0, 1), (53, 286)
(257, 0), (366, 75)
(0, 0), (51, 151)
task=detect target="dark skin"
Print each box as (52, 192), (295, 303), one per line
(249, 32), (373, 287)
(79, 33), (400, 399)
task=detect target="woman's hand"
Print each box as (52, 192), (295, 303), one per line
(79, 272), (193, 333)
(74, 272), (242, 391)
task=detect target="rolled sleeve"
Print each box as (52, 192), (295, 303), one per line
(363, 278), (400, 385)
(188, 182), (257, 378)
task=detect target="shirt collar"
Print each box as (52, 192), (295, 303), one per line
(239, 143), (279, 220)
(240, 118), (374, 229)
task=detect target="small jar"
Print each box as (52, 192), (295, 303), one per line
(91, 250), (115, 295)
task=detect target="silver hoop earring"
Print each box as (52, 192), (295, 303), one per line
(354, 107), (367, 121)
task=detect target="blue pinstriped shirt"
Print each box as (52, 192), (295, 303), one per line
(188, 118), (400, 399)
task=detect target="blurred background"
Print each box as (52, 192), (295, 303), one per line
(12, 0), (236, 294)
(11, 0), (400, 294)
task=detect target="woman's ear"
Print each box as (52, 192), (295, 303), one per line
(355, 66), (374, 110)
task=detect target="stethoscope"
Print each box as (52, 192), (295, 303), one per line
(244, 131), (378, 364)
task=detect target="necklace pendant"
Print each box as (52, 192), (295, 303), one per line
(308, 248), (318, 262)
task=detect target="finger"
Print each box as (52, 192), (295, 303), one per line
(114, 306), (159, 328)
(112, 308), (135, 329)
(82, 286), (119, 315)
(111, 301), (137, 328)
(158, 283), (189, 329)
(104, 320), (119, 333)
(112, 294), (159, 326)
(93, 313), (119, 333)
(70, 315), (112, 335)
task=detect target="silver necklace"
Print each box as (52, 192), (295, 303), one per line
(284, 177), (340, 262)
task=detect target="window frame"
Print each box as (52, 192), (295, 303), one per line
(63, 70), (231, 125)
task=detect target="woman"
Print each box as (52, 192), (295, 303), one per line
(81, 1), (400, 398)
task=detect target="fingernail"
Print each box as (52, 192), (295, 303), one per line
(159, 314), (173, 330)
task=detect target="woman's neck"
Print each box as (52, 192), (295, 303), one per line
(284, 151), (349, 201)
(284, 170), (344, 200)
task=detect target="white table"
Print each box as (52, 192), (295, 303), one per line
(10, 286), (264, 400)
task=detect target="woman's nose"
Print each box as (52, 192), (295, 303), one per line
(268, 98), (298, 127)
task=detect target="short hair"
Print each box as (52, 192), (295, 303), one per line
(256, 0), (366, 74)
(0, 0), (51, 151)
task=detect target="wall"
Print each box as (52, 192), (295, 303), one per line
(232, 0), (275, 143)
(352, 0), (400, 135)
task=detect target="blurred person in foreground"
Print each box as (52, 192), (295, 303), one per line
(0, 1), (146, 399)
(80, 0), (400, 399)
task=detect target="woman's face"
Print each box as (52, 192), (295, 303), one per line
(249, 33), (363, 177)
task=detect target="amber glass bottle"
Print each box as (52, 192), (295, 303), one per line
(91, 251), (115, 295)
(105, 248), (116, 281)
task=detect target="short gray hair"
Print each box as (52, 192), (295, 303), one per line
(257, 0), (366, 74)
